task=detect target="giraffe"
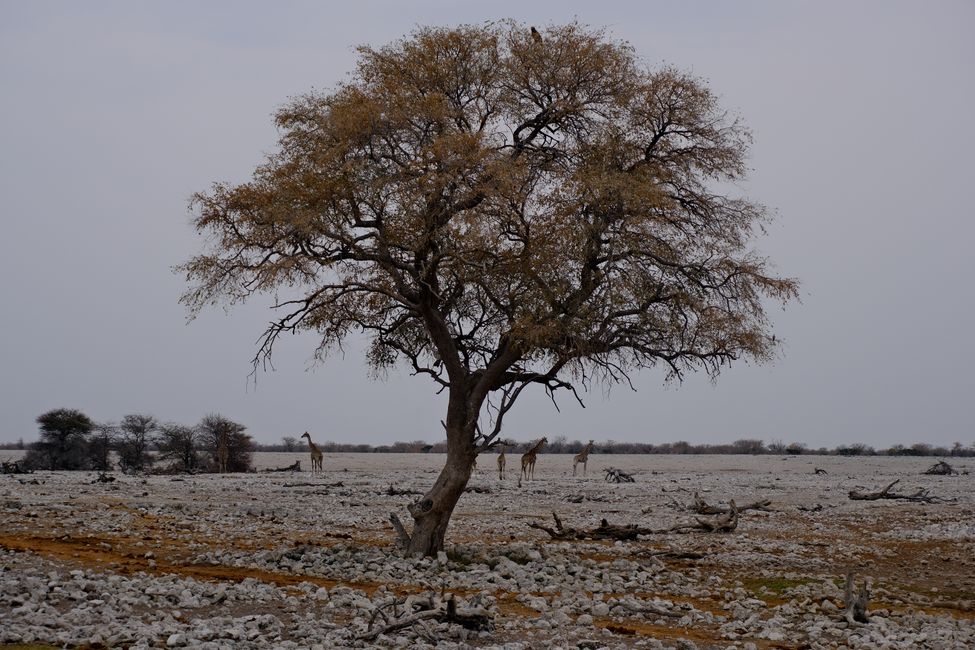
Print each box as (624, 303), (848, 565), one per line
(497, 444), (507, 480)
(573, 440), (595, 476)
(519, 437), (548, 485)
(300, 431), (323, 474)
(216, 427), (229, 474)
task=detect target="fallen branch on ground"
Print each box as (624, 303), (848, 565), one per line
(848, 479), (942, 503)
(529, 512), (651, 541)
(666, 500), (739, 533)
(264, 460), (302, 472)
(923, 461), (958, 476)
(691, 492), (771, 514)
(283, 481), (344, 488)
(814, 467), (828, 475)
(357, 593), (491, 641)
(604, 467), (635, 483)
(385, 484), (421, 496)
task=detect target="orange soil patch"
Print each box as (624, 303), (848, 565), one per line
(594, 617), (721, 644)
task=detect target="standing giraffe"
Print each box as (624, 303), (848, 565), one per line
(519, 437), (548, 485)
(300, 431), (323, 474)
(573, 440), (595, 476)
(216, 427), (229, 474)
(497, 444), (507, 480)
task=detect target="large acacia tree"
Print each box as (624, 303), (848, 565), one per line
(179, 22), (798, 556)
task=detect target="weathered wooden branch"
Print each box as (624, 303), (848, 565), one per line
(844, 572), (869, 624)
(529, 512), (652, 541)
(283, 481), (345, 488)
(389, 513), (412, 551)
(814, 467), (828, 475)
(848, 479), (941, 503)
(923, 461), (958, 476)
(668, 500), (739, 533)
(530, 504), (744, 541)
(385, 484), (421, 496)
(604, 467), (635, 483)
(691, 492), (771, 514)
(264, 460), (302, 472)
(357, 593), (491, 641)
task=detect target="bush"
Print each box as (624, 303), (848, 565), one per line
(155, 423), (199, 472)
(198, 414), (253, 472)
(24, 409), (94, 470)
(116, 414), (157, 472)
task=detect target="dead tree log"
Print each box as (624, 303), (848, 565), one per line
(848, 479), (941, 503)
(923, 461), (958, 476)
(265, 460), (302, 472)
(385, 484), (421, 496)
(604, 467), (635, 483)
(668, 500), (740, 533)
(844, 572), (870, 624)
(357, 592), (491, 641)
(691, 492), (771, 514)
(529, 512), (653, 541)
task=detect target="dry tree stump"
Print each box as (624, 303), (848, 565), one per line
(844, 572), (870, 624)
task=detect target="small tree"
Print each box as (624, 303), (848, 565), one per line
(155, 423), (199, 472)
(281, 436), (298, 452)
(198, 414), (253, 472)
(25, 408), (94, 470)
(115, 414), (158, 472)
(767, 439), (787, 454)
(732, 439), (766, 455)
(88, 422), (116, 472)
(785, 442), (806, 455)
(179, 22), (797, 555)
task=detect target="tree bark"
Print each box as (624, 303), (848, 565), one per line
(402, 393), (477, 556)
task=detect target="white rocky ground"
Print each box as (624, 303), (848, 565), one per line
(1, 453), (973, 649)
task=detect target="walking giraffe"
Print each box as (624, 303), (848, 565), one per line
(572, 440), (595, 476)
(300, 431), (323, 475)
(497, 444), (507, 480)
(519, 437), (548, 486)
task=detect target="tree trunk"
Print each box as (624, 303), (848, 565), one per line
(406, 441), (474, 556)
(404, 391), (477, 557)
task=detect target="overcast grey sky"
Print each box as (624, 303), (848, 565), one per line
(1, 1), (972, 447)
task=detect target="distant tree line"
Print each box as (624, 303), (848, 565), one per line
(8, 418), (972, 461)
(12, 409), (254, 473)
(253, 435), (975, 457)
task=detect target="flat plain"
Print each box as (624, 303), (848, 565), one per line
(1, 453), (973, 649)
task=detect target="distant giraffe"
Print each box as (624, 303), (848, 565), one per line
(573, 440), (595, 476)
(519, 437), (548, 486)
(497, 444), (507, 480)
(300, 432), (323, 474)
(216, 427), (229, 474)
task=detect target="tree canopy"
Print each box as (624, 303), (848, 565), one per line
(179, 22), (798, 555)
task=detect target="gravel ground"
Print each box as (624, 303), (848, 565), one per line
(1, 453), (973, 648)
